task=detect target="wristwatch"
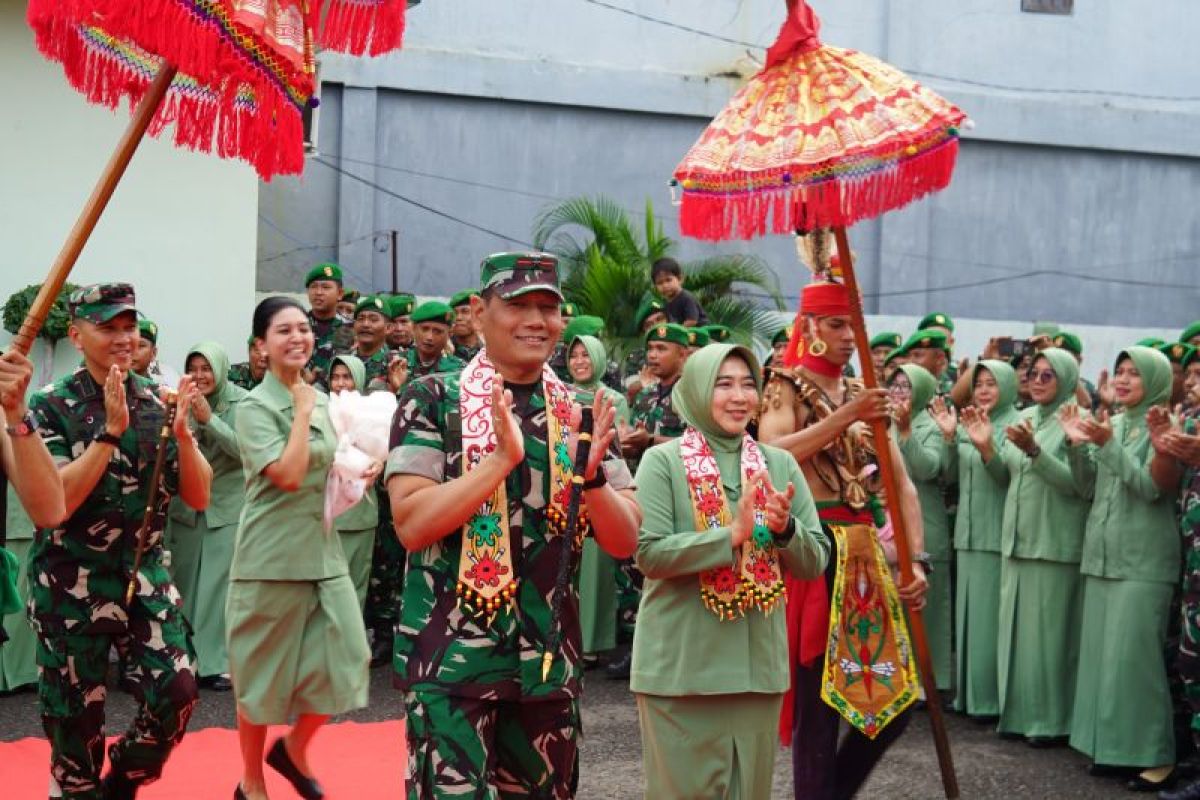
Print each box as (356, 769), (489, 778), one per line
(5, 411), (37, 437)
(583, 467), (608, 491)
(913, 551), (934, 574)
(771, 516), (797, 548)
(93, 431), (122, 448)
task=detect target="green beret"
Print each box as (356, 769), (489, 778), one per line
(772, 326), (793, 347)
(1181, 321), (1200, 344)
(449, 289), (480, 309)
(635, 298), (666, 329)
(884, 348), (905, 368)
(1159, 342), (1196, 366)
(354, 294), (388, 318)
(562, 315), (605, 343)
(900, 328), (950, 353)
(387, 294), (415, 319)
(480, 252), (562, 300)
(305, 262), (343, 286)
(560, 302), (580, 319)
(342, 289), (361, 305)
(869, 332), (902, 350)
(917, 312), (954, 332)
(69, 282), (137, 323)
(1051, 331), (1083, 356)
(137, 319), (158, 345)
(687, 328), (710, 348)
(645, 322), (691, 349)
(1136, 337), (1166, 349)
(411, 301), (455, 326)
(703, 324), (733, 343)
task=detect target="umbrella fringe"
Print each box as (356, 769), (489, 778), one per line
(679, 139), (960, 242)
(321, 0), (407, 56)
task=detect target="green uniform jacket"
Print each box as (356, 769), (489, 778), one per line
(895, 365), (950, 561)
(630, 440), (828, 696)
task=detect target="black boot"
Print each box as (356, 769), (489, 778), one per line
(1162, 777), (1200, 800)
(369, 631), (393, 668)
(102, 773), (139, 800)
(605, 650), (631, 680)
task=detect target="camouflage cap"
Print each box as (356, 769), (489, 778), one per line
(560, 302), (580, 319)
(645, 322), (691, 349)
(1052, 331), (1083, 356)
(917, 312), (955, 333)
(703, 324), (732, 343)
(138, 319), (159, 344)
(635, 297), (667, 329)
(411, 301), (455, 326)
(772, 325), (793, 347)
(69, 282), (138, 323)
(870, 332), (902, 350)
(354, 294), (388, 318)
(305, 262), (343, 286)
(387, 293), (416, 319)
(480, 252), (563, 300)
(449, 289), (480, 309)
(901, 328), (950, 354)
(1159, 341), (1196, 366)
(687, 327), (710, 348)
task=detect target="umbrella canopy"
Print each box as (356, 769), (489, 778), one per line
(673, 0), (966, 240)
(27, 0), (408, 180)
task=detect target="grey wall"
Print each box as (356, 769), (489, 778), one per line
(258, 0), (1200, 330)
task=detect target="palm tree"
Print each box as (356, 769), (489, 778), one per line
(532, 196), (785, 362)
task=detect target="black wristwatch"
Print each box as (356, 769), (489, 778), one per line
(914, 551), (934, 574)
(5, 411), (37, 437)
(93, 430), (122, 448)
(583, 467), (608, 491)
(771, 516), (797, 548)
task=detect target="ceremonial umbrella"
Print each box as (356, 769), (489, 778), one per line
(672, 1), (966, 796)
(11, 0), (409, 354)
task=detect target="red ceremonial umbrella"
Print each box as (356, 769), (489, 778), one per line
(12, 0), (409, 354)
(673, 2), (966, 797)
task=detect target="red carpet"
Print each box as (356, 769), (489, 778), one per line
(3, 720), (406, 798)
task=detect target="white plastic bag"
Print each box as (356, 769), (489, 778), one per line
(323, 390), (398, 531)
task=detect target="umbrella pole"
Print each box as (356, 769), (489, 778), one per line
(833, 226), (960, 799)
(10, 63), (178, 356)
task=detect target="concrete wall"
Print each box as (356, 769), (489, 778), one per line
(258, 0), (1200, 329)
(0, 0), (259, 382)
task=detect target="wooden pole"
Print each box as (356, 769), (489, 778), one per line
(11, 64), (178, 356)
(833, 225), (960, 799)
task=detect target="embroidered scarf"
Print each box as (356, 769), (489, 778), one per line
(457, 350), (579, 621)
(682, 427), (786, 620)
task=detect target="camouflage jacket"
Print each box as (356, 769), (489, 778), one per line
(1181, 412), (1200, 593)
(28, 367), (182, 636)
(307, 310), (354, 385)
(405, 349), (466, 382)
(227, 362), (262, 391)
(622, 348), (647, 388)
(630, 377), (685, 439)
(385, 370), (633, 700)
(352, 345), (394, 389)
(453, 339), (483, 363)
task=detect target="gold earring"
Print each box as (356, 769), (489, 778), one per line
(810, 339), (828, 356)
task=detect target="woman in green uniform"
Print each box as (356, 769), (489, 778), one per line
(1061, 346), (1181, 788)
(631, 343), (828, 799)
(935, 361), (1019, 719)
(227, 298), (371, 800)
(328, 355), (377, 610)
(889, 364), (952, 693)
(567, 334), (630, 659)
(165, 341), (247, 691)
(989, 348), (1089, 745)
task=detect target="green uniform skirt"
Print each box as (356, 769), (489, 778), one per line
(925, 556), (954, 692)
(1070, 576), (1175, 767)
(954, 550), (1001, 716)
(225, 576), (370, 724)
(166, 514), (236, 678)
(997, 557), (1082, 737)
(0, 538), (37, 691)
(337, 527), (376, 611)
(579, 539), (617, 655)
(636, 692), (782, 799)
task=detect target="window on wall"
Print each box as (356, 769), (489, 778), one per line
(1022, 0), (1073, 13)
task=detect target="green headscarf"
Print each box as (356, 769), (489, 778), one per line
(331, 354), (367, 391)
(972, 360), (1019, 422)
(1030, 347), (1080, 424)
(567, 335), (607, 391)
(896, 364), (936, 416)
(671, 343), (762, 488)
(1116, 346), (1173, 420)
(185, 341), (239, 412)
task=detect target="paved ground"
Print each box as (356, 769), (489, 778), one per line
(0, 663), (1147, 799)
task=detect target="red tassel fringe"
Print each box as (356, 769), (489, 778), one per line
(320, 0), (407, 56)
(678, 138), (961, 242)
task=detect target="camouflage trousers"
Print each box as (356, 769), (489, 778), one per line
(365, 494), (406, 641)
(615, 558), (643, 642)
(404, 691), (580, 800)
(35, 610), (198, 799)
(1179, 593), (1200, 746)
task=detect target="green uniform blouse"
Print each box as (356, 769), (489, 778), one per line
(231, 371), (347, 581)
(630, 439), (828, 697)
(169, 391), (247, 529)
(894, 365), (950, 561)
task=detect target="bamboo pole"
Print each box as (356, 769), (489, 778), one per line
(11, 64), (178, 355)
(834, 225), (960, 799)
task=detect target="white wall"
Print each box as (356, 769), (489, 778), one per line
(0, 0), (258, 384)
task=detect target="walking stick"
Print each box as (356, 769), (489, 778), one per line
(11, 64), (177, 356)
(542, 406), (595, 682)
(124, 390), (180, 607)
(833, 226), (960, 799)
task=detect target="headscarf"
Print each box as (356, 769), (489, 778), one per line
(971, 360), (1020, 444)
(1116, 346), (1173, 422)
(896, 364), (936, 417)
(331, 354), (367, 391)
(185, 341), (243, 413)
(1030, 347), (1079, 425)
(671, 343), (761, 489)
(567, 335), (607, 391)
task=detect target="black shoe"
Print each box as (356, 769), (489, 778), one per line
(968, 714), (1000, 725)
(1027, 735), (1067, 749)
(102, 773), (139, 800)
(998, 731), (1024, 741)
(1162, 777), (1200, 800)
(266, 737), (325, 800)
(605, 651), (631, 680)
(369, 635), (393, 668)
(1090, 763), (1138, 779)
(205, 675), (233, 692)
(234, 785), (248, 800)
(1127, 771), (1177, 793)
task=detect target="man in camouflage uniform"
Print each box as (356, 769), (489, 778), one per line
(28, 283), (213, 799)
(621, 297), (667, 401)
(304, 262), (355, 387)
(916, 312), (958, 397)
(385, 252), (639, 799)
(406, 301), (467, 379)
(449, 289), (483, 363)
(350, 294), (395, 389)
(227, 335), (267, 391)
(387, 293), (417, 351)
